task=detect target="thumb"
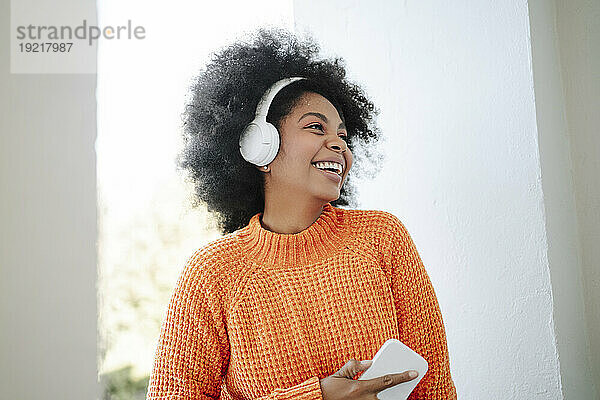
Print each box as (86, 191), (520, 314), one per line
(333, 359), (372, 379)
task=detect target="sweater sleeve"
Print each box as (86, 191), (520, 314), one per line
(146, 251), (230, 400)
(146, 252), (323, 400)
(384, 215), (457, 400)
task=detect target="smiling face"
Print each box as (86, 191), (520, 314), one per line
(260, 91), (353, 205)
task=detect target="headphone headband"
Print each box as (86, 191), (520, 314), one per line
(254, 77), (306, 119)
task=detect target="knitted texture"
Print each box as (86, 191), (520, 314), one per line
(146, 203), (457, 399)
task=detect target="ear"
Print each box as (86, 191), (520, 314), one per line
(255, 165), (270, 173)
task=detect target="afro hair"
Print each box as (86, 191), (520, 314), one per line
(177, 27), (384, 235)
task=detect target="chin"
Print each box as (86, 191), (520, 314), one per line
(315, 189), (340, 203)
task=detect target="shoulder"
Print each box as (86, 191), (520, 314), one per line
(176, 232), (244, 299)
(338, 208), (425, 280)
(334, 206), (412, 259)
(337, 206), (408, 241)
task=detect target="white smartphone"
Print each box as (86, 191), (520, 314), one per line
(357, 338), (428, 400)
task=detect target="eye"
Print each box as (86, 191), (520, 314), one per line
(306, 122), (324, 131)
(305, 122), (348, 141)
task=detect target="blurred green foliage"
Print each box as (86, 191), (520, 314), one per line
(100, 365), (149, 400)
(97, 179), (219, 400)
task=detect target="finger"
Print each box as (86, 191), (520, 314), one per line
(353, 360), (373, 379)
(362, 370), (419, 394)
(332, 359), (370, 379)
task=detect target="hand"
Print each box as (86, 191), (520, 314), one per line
(320, 359), (418, 400)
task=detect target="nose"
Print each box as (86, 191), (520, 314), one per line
(325, 134), (348, 153)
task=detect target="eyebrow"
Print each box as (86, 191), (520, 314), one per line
(298, 112), (346, 130)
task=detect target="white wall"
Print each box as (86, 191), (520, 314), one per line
(528, 0), (598, 398)
(0, 0), (100, 398)
(554, 0), (600, 395)
(293, 0), (596, 398)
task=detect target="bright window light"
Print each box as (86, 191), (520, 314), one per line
(96, 1), (293, 398)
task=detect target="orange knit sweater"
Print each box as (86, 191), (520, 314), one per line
(146, 203), (457, 399)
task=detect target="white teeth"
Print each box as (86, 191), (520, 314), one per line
(312, 161), (343, 176)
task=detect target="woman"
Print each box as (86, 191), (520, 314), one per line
(146, 28), (457, 400)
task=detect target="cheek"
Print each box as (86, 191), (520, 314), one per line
(274, 143), (313, 174)
(345, 151), (354, 174)
(283, 140), (317, 164)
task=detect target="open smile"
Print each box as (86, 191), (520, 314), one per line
(311, 164), (342, 184)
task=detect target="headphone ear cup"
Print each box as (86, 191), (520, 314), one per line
(262, 122), (280, 165)
(239, 120), (280, 166)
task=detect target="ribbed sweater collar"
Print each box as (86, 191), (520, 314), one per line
(237, 203), (348, 266)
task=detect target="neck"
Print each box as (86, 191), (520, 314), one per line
(238, 201), (345, 267)
(261, 194), (328, 234)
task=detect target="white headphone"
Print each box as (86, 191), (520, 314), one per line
(239, 77), (306, 167)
